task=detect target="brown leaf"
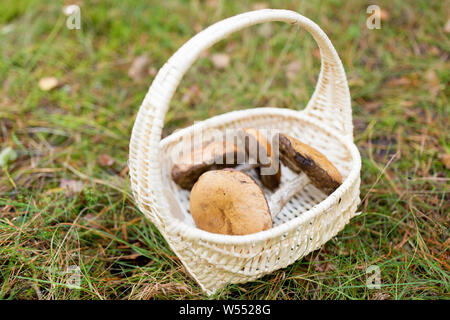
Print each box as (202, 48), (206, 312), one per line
(60, 179), (84, 195)
(312, 47), (321, 59)
(206, 0), (219, 8)
(211, 53), (230, 69)
(379, 9), (390, 21)
(128, 55), (150, 82)
(445, 19), (450, 33)
(286, 60), (302, 81)
(199, 49), (210, 58)
(181, 84), (202, 107)
(225, 41), (236, 53)
(440, 153), (450, 170)
(364, 101), (381, 112)
(38, 77), (59, 91)
(92, 135), (104, 143)
(98, 154), (115, 167)
(148, 66), (157, 77)
(424, 69), (442, 96)
(252, 2), (268, 10)
(430, 46), (440, 56)
(193, 22), (203, 33)
(400, 100), (415, 107)
(386, 76), (415, 87)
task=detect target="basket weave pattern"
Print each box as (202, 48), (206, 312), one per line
(129, 9), (361, 294)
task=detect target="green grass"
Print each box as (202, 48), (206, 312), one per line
(0, 0), (448, 299)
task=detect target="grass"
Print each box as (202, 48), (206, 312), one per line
(0, 0), (448, 299)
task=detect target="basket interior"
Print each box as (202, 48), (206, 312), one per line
(159, 110), (354, 228)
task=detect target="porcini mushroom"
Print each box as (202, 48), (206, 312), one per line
(171, 140), (244, 189)
(189, 133), (343, 235)
(277, 133), (342, 195)
(190, 169), (272, 235)
(264, 133), (343, 219)
(239, 128), (281, 190)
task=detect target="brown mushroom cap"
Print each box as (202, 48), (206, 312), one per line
(190, 169), (272, 235)
(240, 128), (281, 190)
(171, 140), (243, 189)
(278, 133), (342, 195)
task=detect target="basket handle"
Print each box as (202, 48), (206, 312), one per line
(129, 9), (353, 226)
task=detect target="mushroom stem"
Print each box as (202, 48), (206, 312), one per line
(268, 173), (310, 219)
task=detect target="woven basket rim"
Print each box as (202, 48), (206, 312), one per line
(160, 107), (361, 245)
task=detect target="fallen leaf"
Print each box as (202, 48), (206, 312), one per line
(98, 154), (115, 167)
(206, 0), (219, 8)
(193, 22), (203, 33)
(128, 54), (150, 82)
(400, 100), (415, 107)
(386, 76), (412, 87)
(354, 119), (367, 132)
(440, 154), (450, 170)
(181, 84), (202, 106)
(424, 69), (442, 96)
(286, 60), (302, 81)
(379, 9), (390, 21)
(211, 53), (230, 69)
(445, 19), (450, 33)
(364, 101), (381, 112)
(199, 49), (210, 58)
(38, 77), (59, 91)
(92, 135), (104, 143)
(60, 179), (84, 195)
(252, 2), (268, 10)
(225, 41), (236, 53)
(148, 66), (157, 77)
(0, 147), (17, 167)
(312, 47), (321, 59)
(430, 46), (440, 56)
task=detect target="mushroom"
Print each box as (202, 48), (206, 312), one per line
(234, 130), (341, 219)
(171, 129), (281, 190)
(189, 168), (310, 235)
(189, 133), (343, 235)
(171, 140), (244, 189)
(189, 169), (272, 235)
(239, 128), (281, 190)
(277, 133), (342, 195)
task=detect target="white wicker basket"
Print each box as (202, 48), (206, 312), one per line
(129, 9), (361, 295)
